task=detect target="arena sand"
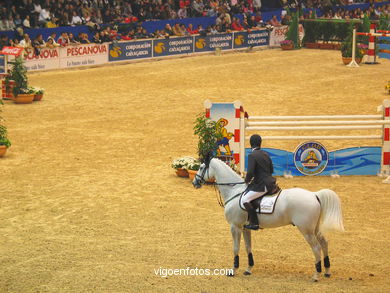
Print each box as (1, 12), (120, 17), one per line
(0, 49), (390, 293)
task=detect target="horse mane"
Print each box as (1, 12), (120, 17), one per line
(211, 158), (243, 181)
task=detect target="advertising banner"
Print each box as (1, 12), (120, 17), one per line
(24, 48), (60, 71)
(108, 40), (153, 62)
(232, 30), (269, 49)
(194, 33), (233, 52)
(269, 26), (288, 47)
(59, 44), (108, 68)
(152, 37), (193, 57)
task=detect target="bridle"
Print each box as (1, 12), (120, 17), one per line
(194, 162), (247, 208)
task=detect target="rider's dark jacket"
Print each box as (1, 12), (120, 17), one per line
(245, 148), (276, 192)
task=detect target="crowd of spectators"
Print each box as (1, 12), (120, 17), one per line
(0, 0), (389, 51)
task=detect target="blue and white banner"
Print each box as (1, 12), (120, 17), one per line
(233, 30), (269, 49)
(194, 33), (233, 52)
(245, 146), (382, 176)
(153, 37), (193, 57)
(108, 40), (153, 62)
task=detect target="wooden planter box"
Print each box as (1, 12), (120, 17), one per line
(281, 43), (294, 50)
(13, 93), (35, 104)
(304, 42), (319, 49)
(318, 43), (335, 50)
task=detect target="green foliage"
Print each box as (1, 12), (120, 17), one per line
(285, 12), (300, 49)
(5, 56), (29, 97)
(340, 25), (363, 58)
(193, 113), (222, 161)
(378, 14), (390, 31)
(0, 106), (11, 148)
(302, 19), (363, 43)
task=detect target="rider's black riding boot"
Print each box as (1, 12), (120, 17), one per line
(243, 202), (259, 230)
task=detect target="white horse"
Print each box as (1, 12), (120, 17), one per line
(192, 158), (344, 281)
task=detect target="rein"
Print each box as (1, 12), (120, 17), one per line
(194, 162), (247, 208)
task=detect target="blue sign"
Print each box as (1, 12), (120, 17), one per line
(153, 37), (193, 57)
(194, 33), (233, 52)
(378, 37), (390, 60)
(245, 146), (382, 176)
(108, 40), (153, 62)
(294, 142), (329, 176)
(233, 30), (269, 49)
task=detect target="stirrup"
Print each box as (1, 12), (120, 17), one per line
(244, 223), (260, 231)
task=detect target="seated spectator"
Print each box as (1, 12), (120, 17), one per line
(99, 30), (111, 43)
(46, 16), (58, 28)
(32, 34), (45, 55)
(197, 24), (206, 36)
(10, 38), (20, 47)
(0, 34), (9, 50)
(19, 33), (33, 49)
(38, 5), (51, 27)
(153, 29), (166, 38)
(92, 32), (103, 44)
(247, 15), (260, 28)
(46, 37), (59, 48)
(68, 33), (80, 45)
(209, 25), (218, 34)
(71, 11), (84, 26)
(192, 0), (205, 17)
(14, 14), (22, 27)
(268, 15), (281, 27)
(231, 17), (243, 31)
(281, 14), (291, 25)
(78, 33), (90, 44)
(57, 32), (70, 46)
(178, 6), (188, 19)
(164, 23), (174, 36)
(173, 23), (184, 36)
(186, 23), (198, 34)
(180, 24), (189, 35)
(22, 15), (31, 29)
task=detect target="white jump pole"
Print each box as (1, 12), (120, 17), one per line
(347, 28), (359, 68)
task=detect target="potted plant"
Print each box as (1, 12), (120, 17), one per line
(187, 159), (201, 180)
(0, 103), (11, 157)
(280, 39), (294, 50)
(193, 113), (222, 162)
(6, 56), (34, 104)
(171, 156), (193, 177)
(31, 87), (45, 101)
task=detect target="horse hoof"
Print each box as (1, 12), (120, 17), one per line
(227, 272), (235, 277)
(324, 274), (331, 278)
(243, 271), (252, 276)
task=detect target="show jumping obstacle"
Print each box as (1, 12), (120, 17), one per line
(204, 100), (390, 178)
(348, 24), (390, 67)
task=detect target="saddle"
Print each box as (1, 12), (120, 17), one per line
(250, 184), (282, 214)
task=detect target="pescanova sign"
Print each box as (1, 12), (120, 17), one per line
(60, 44), (108, 68)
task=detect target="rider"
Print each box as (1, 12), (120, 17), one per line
(242, 134), (277, 231)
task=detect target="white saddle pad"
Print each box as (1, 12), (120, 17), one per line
(239, 191), (281, 214)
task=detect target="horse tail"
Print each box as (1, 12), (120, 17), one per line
(316, 189), (345, 233)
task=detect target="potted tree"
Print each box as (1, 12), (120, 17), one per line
(6, 57), (35, 104)
(193, 112), (222, 162)
(283, 11), (300, 50)
(0, 102), (11, 157)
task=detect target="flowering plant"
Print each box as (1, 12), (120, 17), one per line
(280, 39), (293, 45)
(386, 81), (390, 94)
(31, 87), (45, 94)
(171, 156), (200, 170)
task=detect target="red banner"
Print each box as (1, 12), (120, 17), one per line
(0, 46), (23, 56)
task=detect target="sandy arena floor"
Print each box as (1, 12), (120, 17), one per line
(0, 49), (390, 292)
